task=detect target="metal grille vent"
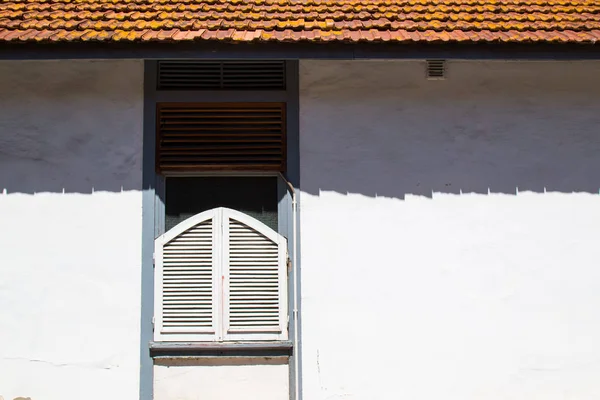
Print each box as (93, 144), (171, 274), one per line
(157, 103), (286, 173)
(157, 61), (286, 90)
(426, 60), (446, 79)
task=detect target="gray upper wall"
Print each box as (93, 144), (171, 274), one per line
(2, 59), (599, 197)
(300, 60), (600, 197)
(0, 60), (143, 194)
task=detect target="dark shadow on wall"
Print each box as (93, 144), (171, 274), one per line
(3, 118), (599, 197)
(2, 60), (600, 199)
(299, 128), (600, 198)
(299, 60), (600, 198)
(0, 150), (142, 194)
(3, 122), (598, 197)
(0, 59), (143, 194)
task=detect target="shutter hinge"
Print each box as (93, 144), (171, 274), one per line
(152, 252), (155, 268)
(287, 257), (292, 274)
(152, 316), (155, 332)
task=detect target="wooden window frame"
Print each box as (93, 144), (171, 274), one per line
(143, 60), (299, 364)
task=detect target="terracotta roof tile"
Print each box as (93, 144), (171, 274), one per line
(0, 0), (599, 44)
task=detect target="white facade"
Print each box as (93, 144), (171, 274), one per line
(1, 58), (600, 400)
(0, 60), (143, 400)
(299, 60), (600, 400)
(154, 358), (289, 400)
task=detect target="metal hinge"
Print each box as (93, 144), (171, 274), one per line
(153, 252), (155, 268)
(152, 317), (155, 332)
(287, 257), (292, 274)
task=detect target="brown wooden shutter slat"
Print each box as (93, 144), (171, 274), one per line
(157, 103), (286, 173)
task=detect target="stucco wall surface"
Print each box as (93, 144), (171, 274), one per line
(154, 359), (289, 400)
(299, 60), (600, 400)
(0, 60), (143, 400)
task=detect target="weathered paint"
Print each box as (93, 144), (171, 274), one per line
(299, 60), (600, 400)
(0, 60), (143, 400)
(154, 358), (289, 400)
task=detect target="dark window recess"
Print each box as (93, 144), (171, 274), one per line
(156, 102), (286, 173)
(165, 177), (278, 232)
(157, 60), (286, 91)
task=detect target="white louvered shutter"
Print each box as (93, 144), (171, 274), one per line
(154, 209), (219, 342)
(222, 208), (288, 341)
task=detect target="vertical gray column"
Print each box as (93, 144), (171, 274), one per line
(140, 60), (159, 400)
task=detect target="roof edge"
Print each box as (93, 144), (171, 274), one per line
(1, 41), (599, 61)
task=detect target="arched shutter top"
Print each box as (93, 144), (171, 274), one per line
(158, 208), (220, 245)
(221, 207), (285, 244)
(158, 207), (285, 245)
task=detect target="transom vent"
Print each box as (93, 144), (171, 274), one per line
(157, 60), (286, 91)
(426, 60), (446, 79)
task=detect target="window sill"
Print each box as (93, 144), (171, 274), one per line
(149, 341), (293, 359)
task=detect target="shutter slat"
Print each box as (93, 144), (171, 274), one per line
(162, 121), (283, 126)
(160, 109), (282, 114)
(157, 103), (286, 173)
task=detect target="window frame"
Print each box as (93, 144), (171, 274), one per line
(145, 60), (298, 348)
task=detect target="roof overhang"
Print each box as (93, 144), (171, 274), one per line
(1, 41), (599, 61)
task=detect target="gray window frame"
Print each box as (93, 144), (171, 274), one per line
(140, 60), (300, 400)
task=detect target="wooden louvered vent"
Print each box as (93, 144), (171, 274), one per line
(157, 61), (286, 90)
(154, 208), (287, 342)
(157, 103), (286, 173)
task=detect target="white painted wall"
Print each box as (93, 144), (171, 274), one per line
(299, 60), (600, 400)
(154, 359), (289, 400)
(3, 58), (598, 400)
(0, 60), (143, 400)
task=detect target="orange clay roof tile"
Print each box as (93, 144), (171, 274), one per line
(0, 0), (599, 43)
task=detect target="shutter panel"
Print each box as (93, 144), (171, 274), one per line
(154, 207), (288, 342)
(156, 103), (286, 173)
(222, 208), (288, 341)
(154, 210), (220, 342)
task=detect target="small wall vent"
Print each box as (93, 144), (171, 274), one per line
(157, 61), (286, 91)
(426, 60), (446, 80)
